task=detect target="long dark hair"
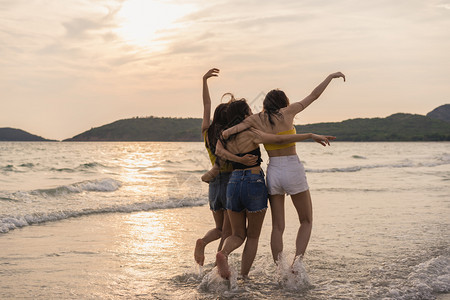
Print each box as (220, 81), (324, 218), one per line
(217, 99), (251, 149)
(226, 99), (251, 130)
(206, 103), (228, 155)
(262, 89), (290, 127)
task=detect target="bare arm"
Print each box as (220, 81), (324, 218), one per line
(215, 139), (259, 165)
(251, 128), (336, 146)
(201, 68), (220, 134)
(285, 72), (345, 116)
(221, 117), (253, 139)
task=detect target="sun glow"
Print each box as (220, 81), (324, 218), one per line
(116, 0), (195, 47)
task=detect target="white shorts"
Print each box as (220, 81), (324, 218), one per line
(266, 155), (309, 196)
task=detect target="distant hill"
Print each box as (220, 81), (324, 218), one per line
(0, 128), (53, 141)
(426, 104), (450, 123)
(296, 113), (450, 141)
(64, 106), (450, 142)
(64, 117), (201, 141)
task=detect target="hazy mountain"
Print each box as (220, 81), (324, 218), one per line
(64, 117), (201, 141)
(426, 104), (450, 123)
(296, 113), (450, 141)
(64, 105), (450, 142)
(0, 128), (53, 141)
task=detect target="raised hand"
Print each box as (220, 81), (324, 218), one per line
(203, 68), (220, 81)
(312, 134), (336, 146)
(329, 72), (346, 82)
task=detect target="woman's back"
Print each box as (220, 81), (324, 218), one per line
(225, 131), (260, 156)
(245, 110), (297, 157)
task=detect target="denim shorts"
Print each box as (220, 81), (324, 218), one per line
(226, 170), (268, 213)
(209, 172), (231, 211)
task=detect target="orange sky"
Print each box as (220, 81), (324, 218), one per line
(1, 0), (449, 140)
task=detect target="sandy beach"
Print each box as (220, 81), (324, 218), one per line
(1, 204), (279, 299)
(2, 196), (449, 299)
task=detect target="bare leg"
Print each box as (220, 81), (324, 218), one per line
(240, 209), (267, 277)
(194, 210), (224, 266)
(291, 190), (313, 258)
(216, 210), (246, 279)
(269, 194), (285, 263)
(218, 210), (232, 252)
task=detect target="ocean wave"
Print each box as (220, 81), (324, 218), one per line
(1, 179), (122, 201)
(314, 187), (388, 193)
(1, 165), (15, 172)
(19, 163), (35, 168)
(50, 162), (109, 173)
(51, 167), (76, 172)
(386, 255), (450, 299)
(31, 178), (122, 196)
(0, 197), (206, 234)
(0, 196), (19, 202)
(306, 159), (449, 173)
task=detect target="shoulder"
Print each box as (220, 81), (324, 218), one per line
(280, 105), (299, 118)
(248, 112), (272, 131)
(239, 129), (257, 139)
(230, 130), (258, 149)
(245, 113), (260, 125)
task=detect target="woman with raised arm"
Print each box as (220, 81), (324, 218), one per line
(221, 72), (345, 265)
(194, 68), (257, 266)
(214, 98), (335, 279)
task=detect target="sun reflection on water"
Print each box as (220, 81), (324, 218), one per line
(117, 211), (187, 278)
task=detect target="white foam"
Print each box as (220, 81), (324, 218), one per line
(32, 178), (122, 196)
(0, 197), (206, 233)
(409, 256), (450, 293)
(197, 265), (238, 294)
(275, 252), (312, 291)
(387, 256), (450, 299)
(306, 157), (450, 173)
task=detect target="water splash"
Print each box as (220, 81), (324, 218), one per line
(275, 253), (312, 291)
(197, 266), (238, 294)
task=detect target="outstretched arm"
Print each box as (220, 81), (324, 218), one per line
(251, 128), (336, 147)
(201, 68), (220, 134)
(285, 72), (345, 116)
(215, 139), (259, 165)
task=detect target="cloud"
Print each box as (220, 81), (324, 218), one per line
(62, 17), (107, 39)
(0, 0), (449, 140)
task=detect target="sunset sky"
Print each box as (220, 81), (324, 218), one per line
(1, 0), (449, 140)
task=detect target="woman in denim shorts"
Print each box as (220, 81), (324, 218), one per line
(221, 72), (343, 266)
(215, 99), (334, 279)
(194, 69), (257, 266)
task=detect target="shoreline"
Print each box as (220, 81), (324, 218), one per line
(1, 198), (449, 299)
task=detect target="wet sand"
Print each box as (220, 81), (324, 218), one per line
(1, 193), (449, 299)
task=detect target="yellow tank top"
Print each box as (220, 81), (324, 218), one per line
(204, 131), (233, 172)
(263, 127), (296, 151)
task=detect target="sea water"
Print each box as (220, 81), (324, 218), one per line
(0, 142), (449, 299)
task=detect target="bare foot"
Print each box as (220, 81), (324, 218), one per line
(194, 239), (206, 266)
(240, 274), (250, 281)
(216, 252), (231, 279)
(201, 172), (212, 183)
(291, 255), (303, 274)
(201, 167), (219, 183)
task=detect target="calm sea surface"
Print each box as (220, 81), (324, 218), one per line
(0, 142), (449, 299)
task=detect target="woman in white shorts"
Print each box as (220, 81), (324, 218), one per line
(222, 72), (345, 263)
